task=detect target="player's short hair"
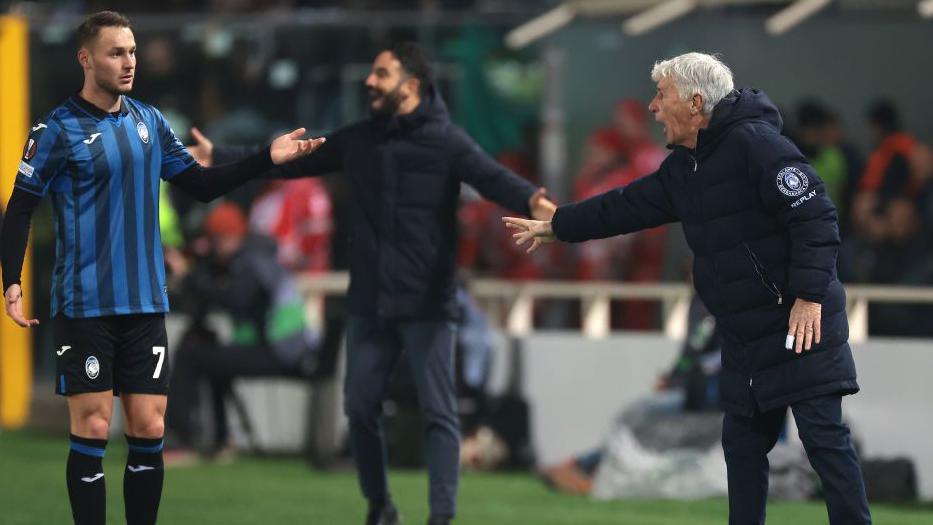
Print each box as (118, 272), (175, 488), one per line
(651, 52), (734, 117)
(77, 11), (132, 49)
(386, 42), (433, 96)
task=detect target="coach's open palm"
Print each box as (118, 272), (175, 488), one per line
(502, 216), (556, 253)
(270, 128), (326, 165)
(4, 284), (39, 328)
(188, 127), (214, 167)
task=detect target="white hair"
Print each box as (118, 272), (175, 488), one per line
(651, 52), (734, 116)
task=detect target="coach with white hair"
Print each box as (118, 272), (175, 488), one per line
(504, 52), (871, 524)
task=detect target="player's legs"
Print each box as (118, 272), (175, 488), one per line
(69, 391), (115, 438)
(721, 406), (786, 525)
(791, 394), (872, 525)
(400, 320), (460, 521)
(344, 316), (403, 520)
(57, 314), (117, 525)
(113, 314), (170, 525)
(66, 392), (114, 525)
(122, 393), (167, 525)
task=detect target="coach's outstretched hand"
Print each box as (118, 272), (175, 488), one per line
(502, 216), (556, 253)
(270, 128), (326, 165)
(528, 188), (558, 221)
(4, 284), (39, 328)
(188, 127), (214, 167)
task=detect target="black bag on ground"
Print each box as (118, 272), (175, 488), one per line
(862, 458), (918, 502)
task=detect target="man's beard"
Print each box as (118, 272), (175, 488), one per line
(96, 75), (132, 96)
(369, 85), (404, 117)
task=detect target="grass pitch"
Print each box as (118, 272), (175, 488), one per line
(1, 430), (930, 524)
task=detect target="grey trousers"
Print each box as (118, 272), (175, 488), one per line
(344, 316), (460, 517)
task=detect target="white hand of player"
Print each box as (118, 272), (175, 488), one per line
(4, 284), (39, 328)
(188, 127), (215, 167)
(502, 216), (556, 253)
(269, 128), (326, 165)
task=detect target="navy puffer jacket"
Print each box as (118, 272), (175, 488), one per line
(244, 87), (537, 320)
(552, 89), (858, 415)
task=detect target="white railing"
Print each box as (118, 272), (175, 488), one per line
(297, 272), (933, 343)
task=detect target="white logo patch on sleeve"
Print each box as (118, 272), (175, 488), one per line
(776, 166), (809, 197)
(18, 161), (35, 178)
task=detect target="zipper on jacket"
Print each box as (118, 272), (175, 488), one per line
(689, 153), (698, 172)
(742, 243), (783, 305)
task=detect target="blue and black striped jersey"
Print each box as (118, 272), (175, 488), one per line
(15, 94), (196, 318)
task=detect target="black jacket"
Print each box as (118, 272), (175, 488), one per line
(227, 87), (536, 320)
(182, 235), (314, 366)
(552, 89), (858, 415)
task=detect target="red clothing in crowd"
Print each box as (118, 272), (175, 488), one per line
(250, 178), (332, 273)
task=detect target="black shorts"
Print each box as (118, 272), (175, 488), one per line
(54, 313), (170, 396)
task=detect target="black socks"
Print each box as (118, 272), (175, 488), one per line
(124, 435), (165, 525)
(67, 434), (108, 525)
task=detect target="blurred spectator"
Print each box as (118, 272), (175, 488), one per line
(573, 100), (667, 329)
(851, 101), (928, 276)
(794, 100), (865, 279)
(538, 293), (722, 495)
(571, 128), (626, 201)
(458, 147), (558, 282)
(165, 203), (321, 456)
(249, 178), (333, 273)
(795, 101), (861, 225)
(850, 101), (933, 334)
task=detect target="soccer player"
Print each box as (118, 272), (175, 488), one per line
(0, 11), (323, 525)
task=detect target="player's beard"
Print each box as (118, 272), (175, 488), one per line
(96, 73), (133, 96)
(368, 83), (405, 117)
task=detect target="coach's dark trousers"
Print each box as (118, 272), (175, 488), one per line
(722, 394), (872, 525)
(344, 316), (460, 518)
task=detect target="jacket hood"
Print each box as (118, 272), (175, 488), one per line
(696, 88), (783, 155)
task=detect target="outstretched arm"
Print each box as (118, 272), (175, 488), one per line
(186, 126), (344, 179)
(451, 128), (557, 219)
(170, 128), (325, 202)
(502, 167), (678, 253)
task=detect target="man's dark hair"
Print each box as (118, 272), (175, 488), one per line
(386, 42), (433, 96)
(77, 11), (132, 49)
(796, 100), (833, 130)
(867, 99), (901, 134)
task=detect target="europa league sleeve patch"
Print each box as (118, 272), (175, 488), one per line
(776, 166), (809, 197)
(22, 137), (38, 160)
(22, 122), (48, 161)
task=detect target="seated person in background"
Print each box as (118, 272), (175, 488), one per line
(164, 202), (320, 456)
(539, 294), (721, 495)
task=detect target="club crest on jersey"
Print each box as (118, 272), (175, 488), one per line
(23, 138), (37, 160)
(85, 356), (100, 380)
(137, 121), (150, 144)
(776, 166), (809, 197)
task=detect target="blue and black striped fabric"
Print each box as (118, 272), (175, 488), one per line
(15, 95), (195, 318)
